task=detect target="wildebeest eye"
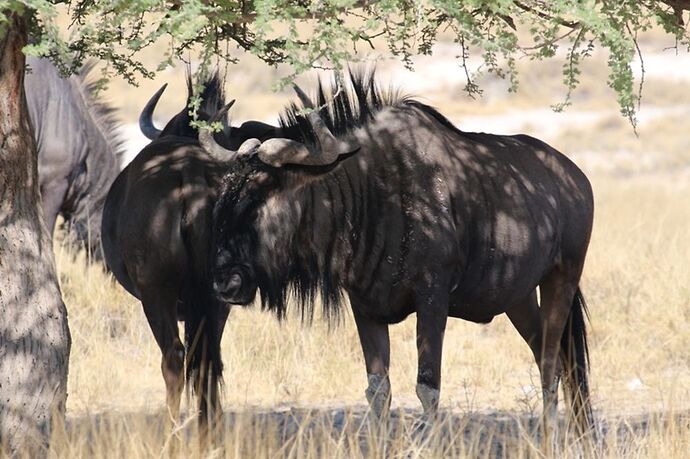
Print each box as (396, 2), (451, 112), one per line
(226, 272), (242, 290)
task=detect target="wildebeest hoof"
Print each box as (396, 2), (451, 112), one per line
(365, 373), (391, 420)
(416, 383), (439, 417)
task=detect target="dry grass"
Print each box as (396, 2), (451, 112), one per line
(557, 113), (690, 177)
(47, 408), (690, 458)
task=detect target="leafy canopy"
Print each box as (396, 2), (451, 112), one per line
(2, 0), (689, 125)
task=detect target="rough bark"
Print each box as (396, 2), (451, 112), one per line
(0, 12), (71, 454)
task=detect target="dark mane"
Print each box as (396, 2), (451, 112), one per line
(278, 68), (464, 145)
(259, 209), (345, 324)
(279, 69), (399, 143)
(186, 71), (227, 122)
(160, 71), (227, 139)
(76, 61), (127, 165)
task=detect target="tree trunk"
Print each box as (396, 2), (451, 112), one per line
(0, 12), (71, 454)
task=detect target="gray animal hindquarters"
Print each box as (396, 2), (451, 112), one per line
(24, 57), (122, 260)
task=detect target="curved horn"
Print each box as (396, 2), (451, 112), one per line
(256, 138), (316, 167)
(198, 100), (243, 161)
(139, 83), (167, 140)
(256, 85), (359, 167)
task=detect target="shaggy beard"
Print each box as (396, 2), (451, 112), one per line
(257, 249), (345, 323)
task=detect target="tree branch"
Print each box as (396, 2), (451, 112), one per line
(205, 0), (373, 24)
(659, 0), (690, 25)
(513, 1), (580, 28)
(520, 26), (580, 51)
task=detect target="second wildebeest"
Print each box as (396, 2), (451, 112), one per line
(25, 57), (123, 259)
(210, 71), (595, 442)
(101, 74), (267, 434)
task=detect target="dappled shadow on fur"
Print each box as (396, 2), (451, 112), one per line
(212, 68), (596, 439)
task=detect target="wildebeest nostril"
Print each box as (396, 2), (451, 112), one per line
(214, 271), (243, 295)
(227, 272), (242, 291)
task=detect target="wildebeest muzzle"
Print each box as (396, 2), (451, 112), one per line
(213, 264), (256, 305)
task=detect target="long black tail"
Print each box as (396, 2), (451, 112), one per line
(560, 287), (594, 438)
(183, 268), (223, 427)
(180, 198), (223, 432)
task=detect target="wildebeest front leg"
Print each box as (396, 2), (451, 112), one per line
(415, 288), (449, 418)
(352, 305), (391, 420)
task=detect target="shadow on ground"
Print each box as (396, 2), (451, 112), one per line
(59, 406), (690, 457)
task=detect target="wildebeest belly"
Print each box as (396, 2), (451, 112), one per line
(346, 283), (417, 324)
(447, 292), (522, 323)
(447, 302), (499, 323)
(448, 251), (553, 323)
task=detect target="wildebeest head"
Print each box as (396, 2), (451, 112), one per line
(211, 83), (361, 308)
(211, 158), (275, 306)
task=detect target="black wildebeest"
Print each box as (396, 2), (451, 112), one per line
(25, 57), (123, 258)
(101, 74), (266, 433)
(210, 71), (595, 441)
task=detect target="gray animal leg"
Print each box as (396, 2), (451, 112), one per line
(39, 178), (69, 238)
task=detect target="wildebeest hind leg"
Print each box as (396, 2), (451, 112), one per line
(506, 290), (543, 373)
(141, 290), (185, 427)
(352, 304), (391, 420)
(538, 267), (579, 451)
